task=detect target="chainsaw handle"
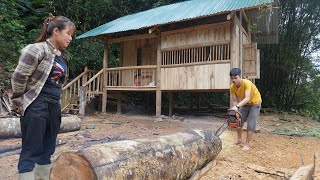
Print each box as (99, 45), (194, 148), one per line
(227, 109), (243, 120)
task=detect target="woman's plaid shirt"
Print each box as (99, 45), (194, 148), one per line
(11, 40), (57, 116)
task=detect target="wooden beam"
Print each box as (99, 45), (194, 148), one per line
(227, 11), (235, 20)
(107, 65), (157, 71)
(168, 92), (173, 117)
(102, 40), (108, 113)
(239, 11), (243, 75)
(105, 87), (156, 91)
(234, 14), (249, 37)
(161, 60), (230, 69)
(148, 26), (160, 34)
(161, 41), (230, 51)
(108, 33), (158, 43)
(156, 36), (162, 117)
(79, 87), (86, 116)
(120, 42), (123, 67)
(161, 21), (230, 36)
(229, 13), (239, 107)
(116, 92), (122, 114)
(230, 13), (240, 69)
(0, 96), (3, 115)
(240, 10), (249, 24)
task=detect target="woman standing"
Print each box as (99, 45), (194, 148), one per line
(11, 15), (75, 180)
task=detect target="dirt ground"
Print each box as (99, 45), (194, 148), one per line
(0, 112), (319, 179)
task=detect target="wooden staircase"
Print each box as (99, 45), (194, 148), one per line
(61, 67), (104, 115)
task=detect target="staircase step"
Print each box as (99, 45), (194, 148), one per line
(67, 108), (79, 111)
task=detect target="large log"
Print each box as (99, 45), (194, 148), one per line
(50, 129), (222, 180)
(0, 115), (81, 139)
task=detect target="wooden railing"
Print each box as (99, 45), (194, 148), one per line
(61, 67), (98, 111)
(106, 65), (157, 87)
(78, 66), (156, 115)
(79, 68), (104, 115)
(162, 43), (230, 66)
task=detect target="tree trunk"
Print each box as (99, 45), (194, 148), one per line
(0, 115), (81, 139)
(50, 129), (222, 180)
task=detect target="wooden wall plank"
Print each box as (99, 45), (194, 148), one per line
(161, 23), (230, 50)
(160, 63), (230, 90)
(123, 38), (157, 67)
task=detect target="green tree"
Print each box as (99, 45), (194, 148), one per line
(0, 0), (51, 86)
(257, 0), (320, 116)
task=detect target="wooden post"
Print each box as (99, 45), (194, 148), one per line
(0, 92), (3, 115)
(116, 92), (122, 114)
(239, 11), (243, 76)
(229, 12), (239, 107)
(102, 40), (108, 114)
(156, 36), (162, 117)
(168, 92), (173, 117)
(82, 66), (88, 85)
(230, 12), (240, 69)
(120, 42), (123, 67)
(79, 86), (86, 116)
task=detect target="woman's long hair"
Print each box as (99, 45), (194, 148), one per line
(35, 14), (75, 43)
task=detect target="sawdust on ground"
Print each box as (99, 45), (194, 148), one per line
(0, 112), (319, 179)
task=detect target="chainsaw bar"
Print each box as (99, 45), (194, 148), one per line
(214, 121), (228, 137)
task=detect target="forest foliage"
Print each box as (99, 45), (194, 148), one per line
(0, 0), (319, 119)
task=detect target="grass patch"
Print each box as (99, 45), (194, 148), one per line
(272, 128), (320, 137)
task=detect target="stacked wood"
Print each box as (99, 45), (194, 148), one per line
(289, 164), (313, 180)
(50, 129), (222, 180)
(0, 88), (11, 116)
(0, 115), (81, 139)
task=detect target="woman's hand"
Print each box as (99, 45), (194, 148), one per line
(11, 107), (22, 115)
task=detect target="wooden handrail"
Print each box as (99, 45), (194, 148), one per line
(62, 70), (88, 90)
(107, 65), (157, 71)
(161, 60), (230, 68)
(82, 69), (104, 87)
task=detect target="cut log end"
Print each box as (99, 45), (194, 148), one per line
(50, 152), (97, 180)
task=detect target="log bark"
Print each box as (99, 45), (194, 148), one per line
(0, 115), (81, 139)
(50, 129), (222, 180)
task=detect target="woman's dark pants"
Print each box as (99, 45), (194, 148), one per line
(18, 96), (61, 173)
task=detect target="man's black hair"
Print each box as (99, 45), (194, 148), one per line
(229, 68), (241, 76)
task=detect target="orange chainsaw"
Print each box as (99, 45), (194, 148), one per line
(215, 109), (243, 136)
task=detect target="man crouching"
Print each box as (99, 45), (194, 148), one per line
(229, 68), (262, 151)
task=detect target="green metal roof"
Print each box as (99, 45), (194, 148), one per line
(77, 0), (272, 39)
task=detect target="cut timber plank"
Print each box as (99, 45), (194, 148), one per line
(289, 164), (314, 180)
(248, 164), (286, 178)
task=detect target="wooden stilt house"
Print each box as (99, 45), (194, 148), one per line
(62, 0), (274, 116)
